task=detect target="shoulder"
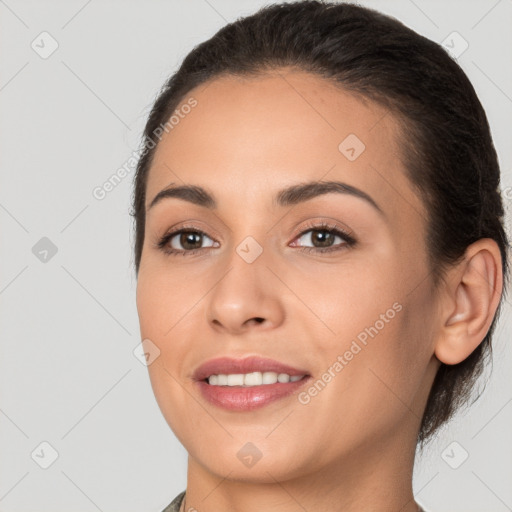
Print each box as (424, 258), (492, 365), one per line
(161, 490), (186, 512)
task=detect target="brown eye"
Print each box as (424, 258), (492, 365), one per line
(174, 231), (205, 251)
(168, 230), (216, 252)
(293, 224), (355, 253)
(289, 221), (357, 255)
(157, 228), (218, 256)
(299, 228), (338, 248)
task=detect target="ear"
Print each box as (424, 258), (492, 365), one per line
(434, 238), (504, 365)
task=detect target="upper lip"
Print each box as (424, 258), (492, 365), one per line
(192, 356), (310, 381)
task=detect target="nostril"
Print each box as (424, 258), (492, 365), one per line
(245, 317), (265, 327)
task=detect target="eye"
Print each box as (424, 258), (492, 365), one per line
(155, 221), (356, 257)
(290, 222), (356, 254)
(156, 226), (218, 256)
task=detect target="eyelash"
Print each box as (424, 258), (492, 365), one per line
(155, 221), (357, 257)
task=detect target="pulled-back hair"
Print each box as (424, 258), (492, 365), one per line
(130, 0), (510, 445)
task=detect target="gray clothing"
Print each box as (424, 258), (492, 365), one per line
(161, 491), (429, 511)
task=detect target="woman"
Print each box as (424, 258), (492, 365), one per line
(131, 2), (509, 511)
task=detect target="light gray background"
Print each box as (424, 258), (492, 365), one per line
(1, 1), (511, 511)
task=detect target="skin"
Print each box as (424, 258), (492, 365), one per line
(135, 68), (503, 512)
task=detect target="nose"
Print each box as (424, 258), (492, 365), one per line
(205, 245), (285, 335)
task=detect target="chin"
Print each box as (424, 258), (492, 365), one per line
(183, 433), (316, 484)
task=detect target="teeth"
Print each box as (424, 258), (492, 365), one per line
(263, 371), (278, 384)
(245, 371), (262, 386)
(227, 374), (244, 386)
(207, 371), (305, 386)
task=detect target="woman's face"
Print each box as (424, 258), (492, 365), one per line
(136, 70), (441, 482)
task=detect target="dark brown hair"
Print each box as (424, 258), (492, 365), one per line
(130, 0), (510, 446)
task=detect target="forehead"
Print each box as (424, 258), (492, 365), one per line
(145, 69), (426, 222)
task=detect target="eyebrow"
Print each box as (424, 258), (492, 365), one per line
(147, 180), (385, 217)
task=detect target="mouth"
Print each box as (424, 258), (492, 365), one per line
(204, 371), (306, 386)
(193, 356), (311, 411)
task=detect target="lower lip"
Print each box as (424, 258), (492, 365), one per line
(196, 377), (311, 411)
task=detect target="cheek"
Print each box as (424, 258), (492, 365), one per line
(135, 266), (209, 416)
(289, 301), (424, 462)
(136, 264), (203, 337)
(289, 260), (429, 423)
(287, 252), (398, 346)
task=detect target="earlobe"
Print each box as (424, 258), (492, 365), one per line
(434, 238), (503, 366)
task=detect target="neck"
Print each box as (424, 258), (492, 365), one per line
(182, 426), (421, 512)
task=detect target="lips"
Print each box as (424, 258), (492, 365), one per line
(192, 356), (312, 411)
(192, 355), (310, 382)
